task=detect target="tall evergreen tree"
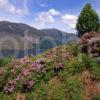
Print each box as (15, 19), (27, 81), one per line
(76, 3), (100, 37)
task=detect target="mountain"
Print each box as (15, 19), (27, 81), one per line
(41, 28), (77, 43)
(0, 21), (43, 36)
(0, 21), (77, 58)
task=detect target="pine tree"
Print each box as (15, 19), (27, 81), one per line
(76, 3), (100, 37)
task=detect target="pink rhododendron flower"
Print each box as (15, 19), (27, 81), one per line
(21, 69), (30, 76)
(3, 80), (16, 94)
(28, 80), (34, 87)
(15, 75), (21, 82)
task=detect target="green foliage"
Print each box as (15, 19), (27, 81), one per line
(66, 78), (83, 100)
(91, 65), (100, 79)
(81, 54), (100, 78)
(88, 59), (100, 79)
(61, 53), (100, 78)
(68, 61), (85, 75)
(98, 24), (100, 33)
(68, 43), (78, 56)
(0, 56), (13, 67)
(96, 40), (100, 46)
(0, 92), (17, 100)
(26, 80), (67, 100)
(81, 54), (93, 69)
(76, 3), (100, 37)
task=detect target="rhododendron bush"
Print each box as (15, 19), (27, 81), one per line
(0, 46), (70, 94)
(0, 56), (47, 94)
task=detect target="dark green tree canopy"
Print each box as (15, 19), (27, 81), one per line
(76, 3), (100, 37)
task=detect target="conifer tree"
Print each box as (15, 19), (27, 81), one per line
(76, 3), (100, 37)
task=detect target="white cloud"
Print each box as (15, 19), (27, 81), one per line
(32, 9), (60, 29)
(35, 0), (48, 7)
(32, 11), (77, 33)
(37, 9), (60, 23)
(0, 0), (28, 15)
(48, 9), (60, 16)
(38, 12), (54, 23)
(62, 14), (77, 30)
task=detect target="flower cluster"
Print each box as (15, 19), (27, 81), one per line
(21, 68), (30, 76)
(2, 57), (47, 93)
(3, 80), (16, 94)
(55, 63), (64, 70)
(19, 56), (31, 64)
(43, 46), (70, 62)
(1, 46), (69, 94)
(79, 32), (100, 59)
(21, 80), (34, 93)
(54, 63), (64, 73)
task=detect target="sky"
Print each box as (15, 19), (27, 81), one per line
(0, 0), (100, 33)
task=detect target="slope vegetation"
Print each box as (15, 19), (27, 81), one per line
(0, 33), (100, 100)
